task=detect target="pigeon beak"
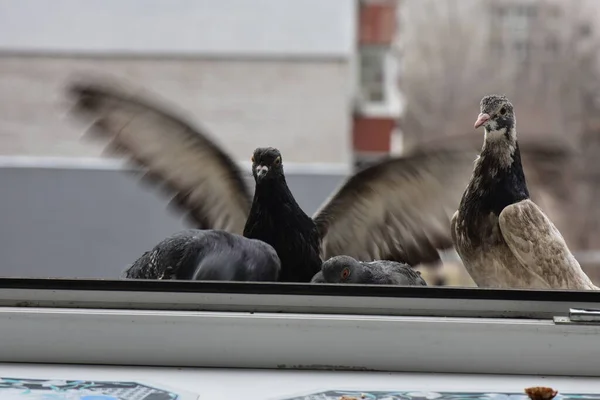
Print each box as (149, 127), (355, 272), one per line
(256, 165), (269, 181)
(474, 113), (490, 129)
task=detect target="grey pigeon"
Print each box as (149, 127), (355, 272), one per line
(122, 229), (281, 282)
(319, 255), (427, 286)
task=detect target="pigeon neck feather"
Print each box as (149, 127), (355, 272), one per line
(459, 128), (530, 244)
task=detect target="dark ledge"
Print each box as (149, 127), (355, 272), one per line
(0, 277), (598, 303)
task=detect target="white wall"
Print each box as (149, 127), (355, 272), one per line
(0, 0), (356, 57)
(0, 56), (353, 164)
(0, 0), (356, 164)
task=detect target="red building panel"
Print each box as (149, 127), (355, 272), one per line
(358, 1), (398, 45)
(352, 114), (394, 152)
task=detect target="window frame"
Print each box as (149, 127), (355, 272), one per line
(0, 278), (600, 377)
(355, 44), (402, 118)
(489, 3), (540, 63)
(1, 277), (600, 318)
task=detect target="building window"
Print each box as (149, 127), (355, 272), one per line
(579, 22), (592, 38)
(548, 5), (561, 18)
(489, 3), (539, 62)
(356, 44), (402, 118)
(359, 45), (388, 104)
(546, 36), (559, 54)
(513, 40), (529, 62)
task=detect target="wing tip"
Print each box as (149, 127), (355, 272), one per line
(65, 81), (111, 114)
(64, 72), (137, 114)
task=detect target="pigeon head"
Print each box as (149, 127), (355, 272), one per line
(251, 147), (283, 183)
(321, 255), (367, 284)
(474, 94), (516, 141)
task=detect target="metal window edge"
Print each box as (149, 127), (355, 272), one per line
(1, 286), (600, 320)
(0, 306), (598, 377)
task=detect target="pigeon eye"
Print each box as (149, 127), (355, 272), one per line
(274, 156), (281, 165)
(251, 156), (255, 163)
(500, 107), (506, 115)
(341, 268), (350, 279)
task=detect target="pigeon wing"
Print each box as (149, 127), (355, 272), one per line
(498, 199), (597, 290)
(66, 78), (252, 234)
(313, 149), (477, 266)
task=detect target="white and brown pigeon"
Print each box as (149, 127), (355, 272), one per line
(452, 94), (598, 290)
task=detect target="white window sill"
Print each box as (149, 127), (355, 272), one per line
(0, 279), (599, 376)
(354, 98), (402, 118)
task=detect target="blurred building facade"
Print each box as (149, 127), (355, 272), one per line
(0, 0), (402, 168)
(397, 0), (600, 148)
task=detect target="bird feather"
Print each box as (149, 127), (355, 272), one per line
(499, 199), (598, 290)
(66, 78), (252, 234)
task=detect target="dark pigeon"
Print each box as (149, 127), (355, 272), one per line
(243, 147), (323, 282)
(319, 255), (427, 286)
(122, 229), (281, 282)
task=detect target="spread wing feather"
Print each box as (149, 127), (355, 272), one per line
(313, 149), (477, 266)
(65, 78), (252, 234)
(498, 199), (598, 290)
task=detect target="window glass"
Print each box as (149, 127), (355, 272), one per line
(0, 0), (598, 313)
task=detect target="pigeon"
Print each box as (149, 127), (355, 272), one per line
(452, 94), (598, 290)
(123, 229), (281, 282)
(310, 271), (326, 283)
(242, 147), (322, 281)
(317, 255), (428, 286)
